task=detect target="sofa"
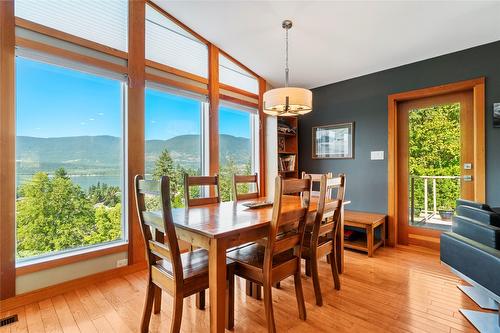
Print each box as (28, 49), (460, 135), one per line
(440, 199), (500, 333)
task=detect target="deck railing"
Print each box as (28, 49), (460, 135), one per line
(409, 175), (461, 224)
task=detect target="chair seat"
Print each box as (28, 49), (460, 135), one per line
(227, 243), (296, 269)
(155, 249), (233, 281)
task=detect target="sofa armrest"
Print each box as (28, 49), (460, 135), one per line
(452, 215), (500, 249)
(440, 232), (500, 299)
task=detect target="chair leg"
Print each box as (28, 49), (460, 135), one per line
(140, 282), (155, 333)
(252, 283), (262, 300)
(330, 251), (341, 290)
(305, 258), (312, 277)
(170, 294), (183, 333)
(226, 269), (235, 330)
(196, 290), (205, 310)
(246, 280), (253, 296)
(311, 254), (323, 306)
(263, 283), (276, 333)
(294, 272), (307, 320)
(153, 285), (162, 314)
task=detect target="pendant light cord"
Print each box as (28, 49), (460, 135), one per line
(285, 25), (289, 87)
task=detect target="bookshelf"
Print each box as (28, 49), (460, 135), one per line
(277, 116), (299, 179)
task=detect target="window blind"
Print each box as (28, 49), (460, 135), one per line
(15, 0), (128, 52)
(146, 5), (208, 78)
(219, 53), (258, 94)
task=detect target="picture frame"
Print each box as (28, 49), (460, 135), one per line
(312, 122), (354, 159)
(494, 103), (500, 128)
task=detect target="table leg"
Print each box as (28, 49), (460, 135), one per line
(209, 238), (227, 333)
(336, 205), (345, 274)
(367, 226), (374, 257)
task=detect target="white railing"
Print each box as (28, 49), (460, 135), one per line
(409, 175), (461, 223)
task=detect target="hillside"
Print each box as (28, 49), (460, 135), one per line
(17, 134), (251, 174)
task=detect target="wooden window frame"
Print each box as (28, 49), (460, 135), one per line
(387, 78), (485, 247)
(0, 0), (268, 300)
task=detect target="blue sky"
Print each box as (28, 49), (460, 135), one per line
(16, 57), (251, 140)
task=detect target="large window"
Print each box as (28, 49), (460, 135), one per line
(145, 85), (207, 207)
(219, 104), (259, 201)
(15, 56), (126, 261)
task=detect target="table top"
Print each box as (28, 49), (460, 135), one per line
(148, 196), (316, 239)
(148, 197), (350, 240)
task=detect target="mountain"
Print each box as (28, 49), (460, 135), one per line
(16, 134), (251, 175)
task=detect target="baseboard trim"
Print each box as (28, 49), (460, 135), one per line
(0, 261), (147, 312)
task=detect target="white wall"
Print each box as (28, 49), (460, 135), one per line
(16, 251), (127, 294)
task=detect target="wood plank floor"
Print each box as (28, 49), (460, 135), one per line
(1, 246), (485, 332)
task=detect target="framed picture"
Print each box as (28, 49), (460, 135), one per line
(312, 122), (354, 159)
(494, 103), (500, 128)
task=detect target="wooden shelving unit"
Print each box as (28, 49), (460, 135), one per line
(277, 116), (299, 179)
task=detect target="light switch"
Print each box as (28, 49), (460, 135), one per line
(371, 151), (384, 160)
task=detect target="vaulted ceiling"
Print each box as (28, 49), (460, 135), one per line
(155, 1), (500, 89)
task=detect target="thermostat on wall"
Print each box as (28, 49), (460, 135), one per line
(371, 151), (384, 160)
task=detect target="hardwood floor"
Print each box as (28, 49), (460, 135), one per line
(1, 246), (484, 332)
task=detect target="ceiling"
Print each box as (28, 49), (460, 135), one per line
(154, 1), (500, 89)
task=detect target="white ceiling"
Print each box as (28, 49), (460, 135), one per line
(154, 1), (500, 89)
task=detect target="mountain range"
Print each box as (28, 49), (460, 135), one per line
(16, 134), (251, 174)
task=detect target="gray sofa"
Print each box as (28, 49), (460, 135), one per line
(440, 199), (500, 333)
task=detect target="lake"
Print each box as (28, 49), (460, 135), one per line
(16, 174), (122, 191)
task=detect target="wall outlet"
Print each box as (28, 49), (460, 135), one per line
(116, 259), (128, 267)
(370, 151), (384, 160)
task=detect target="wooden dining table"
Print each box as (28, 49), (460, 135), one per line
(149, 196), (348, 333)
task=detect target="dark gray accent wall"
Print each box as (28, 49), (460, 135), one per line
(298, 40), (500, 213)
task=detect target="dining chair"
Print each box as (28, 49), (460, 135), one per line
(301, 171), (333, 197)
(232, 173), (259, 201)
(227, 175), (312, 333)
(134, 175), (235, 333)
(232, 173), (263, 299)
(184, 174), (221, 207)
(301, 173), (345, 306)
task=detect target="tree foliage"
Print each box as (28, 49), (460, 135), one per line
(408, 103), (461, 213)
(16, 169), (122, 258)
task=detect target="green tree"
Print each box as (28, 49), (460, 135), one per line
(88, 182), (121, 206)
(16, 171), (95, 257)
(219, 157), (251, 202)
(88, 204), (122, 244)
(408, 103), (461, 214)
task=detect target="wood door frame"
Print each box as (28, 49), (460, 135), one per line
(387, 78), (485, 246)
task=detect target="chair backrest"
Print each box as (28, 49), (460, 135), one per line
(302, 171), (332, 197)
(233, 173), (259, 201)
(134, 175), (183, 281)
(312, 174), (346, 241)
(184, 174), (221, 207)
(263, 176), (311, 272)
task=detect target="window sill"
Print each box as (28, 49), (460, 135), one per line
(16, 242), (128, 276)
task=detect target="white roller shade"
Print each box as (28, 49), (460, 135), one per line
(219, 53), (258, 94)
(146, 5), (208, 78)
(15, 0), (128, 52)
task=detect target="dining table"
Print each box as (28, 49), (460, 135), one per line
(149, 195), (349, 333)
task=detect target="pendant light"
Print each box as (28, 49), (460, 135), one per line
(263, 20), (312, 116)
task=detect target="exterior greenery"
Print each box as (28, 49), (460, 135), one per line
(16, 168), (121, 258)
(408, 103), (461, 216)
